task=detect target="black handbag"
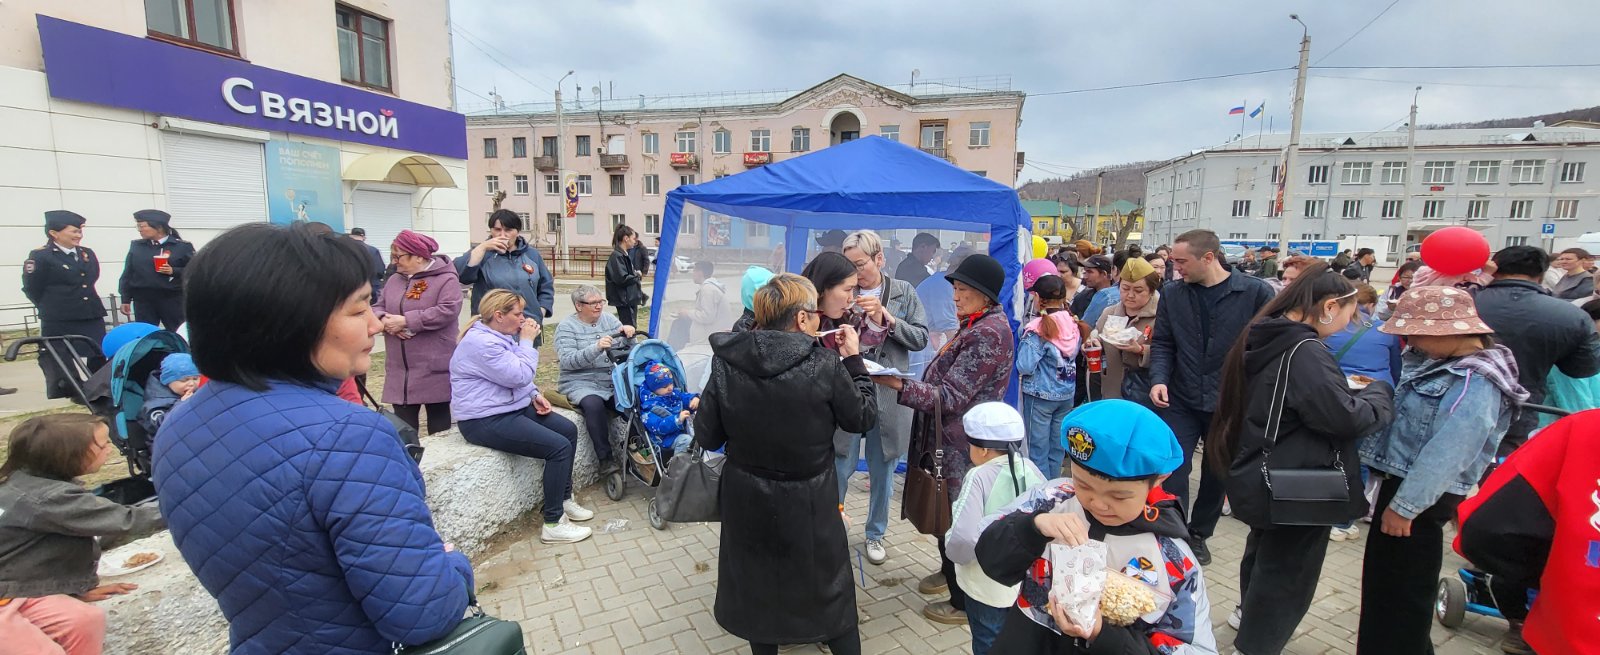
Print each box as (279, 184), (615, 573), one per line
(902, 395), (952, 536)
(392, 595), (525, 655)
(354, 377), (425, 464)
(656, 446), (725, 523)
(1260, 339), (1351, 526)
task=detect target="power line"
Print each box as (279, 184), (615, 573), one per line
(1309, 74), (1571, 90)
(455, 84), (496, 104)
(451, 28), (551, 96)
(1029, 68), (1292, 97)
(453, 24), (567, 88)
(1313, 63), (1600, 70)
(1314, 0), (1402, 65)
(1025, 63), (1599, 100)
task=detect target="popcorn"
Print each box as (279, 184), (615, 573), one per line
(1100, 571), (1158, 626)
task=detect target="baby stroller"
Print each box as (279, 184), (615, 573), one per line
(604, 335), (690, 531)
(1435, 403), (1564, 631)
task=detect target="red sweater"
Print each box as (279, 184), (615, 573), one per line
(1455, 410), (1600, 655)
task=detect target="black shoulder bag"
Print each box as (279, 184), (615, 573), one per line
(1262, 339), (1351, 526)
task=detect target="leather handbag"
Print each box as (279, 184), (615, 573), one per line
(355, 377), (425, 464)
(656, 446), (726, 523)
(1261, 339), (1351, 526)
(393, 596), (525, 655)
(902, 395), (953, 536)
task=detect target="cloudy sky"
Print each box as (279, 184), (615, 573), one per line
(449, 0), (1599, 184)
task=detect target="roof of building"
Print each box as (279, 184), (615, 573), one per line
(1022, 199), (1140, 217)
(1149, 124), (1600, 172)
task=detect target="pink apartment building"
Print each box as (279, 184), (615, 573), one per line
(465, 74), (1025, 252)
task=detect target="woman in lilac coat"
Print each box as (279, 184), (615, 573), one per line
(374, 230), (462, 434)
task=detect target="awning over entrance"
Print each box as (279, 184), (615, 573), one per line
(342, 153), (457, 188)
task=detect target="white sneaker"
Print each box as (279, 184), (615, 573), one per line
(1329, 525), (1360, 542)
(1227, 606), (1243, 630)
(563, 498), (594, 522)
(541, 520), (593, 544)
(865, 539), (888, 565)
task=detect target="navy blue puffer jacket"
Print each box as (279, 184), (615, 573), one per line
(153, 379), (473, 654)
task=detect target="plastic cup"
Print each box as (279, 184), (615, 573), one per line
(1085, 344), (1104, 373)
(153, 254), (170, 271)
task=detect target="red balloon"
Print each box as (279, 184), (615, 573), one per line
(1420, 227), (1490, 276)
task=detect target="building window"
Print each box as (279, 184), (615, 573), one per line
(713, 130), (731, 154)
(792, 127), (811, 152)
(514, 175), (528, 195)
(511, 137), (527, 158)
(1467, 160), (1500, 184)
(1509, 199), (1534, 219)
(1228, 232), (1250, 239)
(970, 170), (986, 179)
(679, 174), (696, 187)
(1381, 161), (1406, 185)
(1304, 199), (1326, 218)
(543, 174), (559, 195)
(147, 0), (237, 54)
(575, 135), (591, 157)
(969, 121), (991, 147)
(1231, 200), (1251, 217)
(1505, 236), (1529, 248)
(749, 221), (769, 237)
(1561, 161), (1586, 183)
(546, 213), (561, 234)
(643, 174), (660, 196)
(541, 136), (557, 157)
(1467, 200), (1490, 220)
(750, 129), (771, 153)
(879, 125), (900, 142)
(611, 214), (627, 228)
(920, 122), (947, 154)
(335, 5), (390, 90)
(680, 213), (696, 235)
(576, 175), (592, 196)
(482, 138), (498, 159)
(675, 131), (696, 153)
(485, 175), (499, 196)
(1267, 233), (1280, 241)
(642, 133), (660, 155)
(576, 213), (594, 235)
(1423, 200), (1448, 219)
(609, 174), (625, 196)
(1341, 162), (1372, 185)
(1383, 200), (1407, 219)
(1307, 165), (1329, 185)
(1341, 199), (1363, 218)
(516, 212), (530, 230)
(1301, 232), (1322, 241)
(1511, 159), (1545, 184)
(1556, 199), (1580, 219)
(644, 214), (661, 234)
(1422, 161), (1455, 185)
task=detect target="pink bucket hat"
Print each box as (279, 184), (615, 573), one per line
(1378, 286), (1493, 337)
(1022, 258), (1057, 291)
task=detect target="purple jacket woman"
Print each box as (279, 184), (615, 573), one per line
(373, 231), (462, 434)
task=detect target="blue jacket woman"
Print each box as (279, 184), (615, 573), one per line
(455, 210), (555, 345)
(1323, 296), (1403, 386)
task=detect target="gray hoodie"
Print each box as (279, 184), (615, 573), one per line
(0, 471), (165, 598)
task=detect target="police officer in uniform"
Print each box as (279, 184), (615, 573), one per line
(118, 209), (194, 330)
(22, 210), (108, 399)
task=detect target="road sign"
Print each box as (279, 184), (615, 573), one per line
(1542, 223), (1556, 235)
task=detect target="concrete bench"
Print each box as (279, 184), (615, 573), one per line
(99, 407), (617, 655)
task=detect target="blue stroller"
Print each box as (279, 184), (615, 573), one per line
(604, 337), (691, 530)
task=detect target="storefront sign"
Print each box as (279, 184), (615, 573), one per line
(265, 140), (345, 231)
(37, 15), (466, 159)
(670, 152), (699, 169)
(743, 152), (772, 166)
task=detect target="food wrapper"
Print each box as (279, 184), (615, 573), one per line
(1048, 541), (1108, 631)
(1100, 571), (1159, 626)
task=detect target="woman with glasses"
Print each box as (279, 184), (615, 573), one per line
(1320, 284), (1403, 542)
(373, 230), (462, 434)
(555, 285), (635, 476)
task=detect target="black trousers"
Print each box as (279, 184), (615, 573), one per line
(617, 304), (639, 329)
(1236, 524), (1330, 655)
(457, 406), (579, 523)
(1161, 405), (1227, 540)
(936, 535), (968, 612)
(750, 626), (860, 655)
(1357, 475), (1465, 655)
(573, 394), (615, 462)
(38, 318), (106, 400)
(392, 402), (453, 435)
(132, 291), (185, 331)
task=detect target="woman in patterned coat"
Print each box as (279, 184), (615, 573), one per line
(871, 254), (1015, 627)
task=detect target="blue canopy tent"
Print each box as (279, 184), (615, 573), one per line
(649, 136), (1031, 340)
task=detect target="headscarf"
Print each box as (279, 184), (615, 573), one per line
(392, 229), (439, 257)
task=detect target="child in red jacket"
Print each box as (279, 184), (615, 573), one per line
(1456, 409), (1600, 655)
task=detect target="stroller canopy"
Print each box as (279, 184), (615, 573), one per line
(612, 339), (690, 412)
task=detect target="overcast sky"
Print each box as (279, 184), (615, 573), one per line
(449, 0), (1599, 185)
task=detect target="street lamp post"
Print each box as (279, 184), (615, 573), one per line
(1278, 15), (1311, 254)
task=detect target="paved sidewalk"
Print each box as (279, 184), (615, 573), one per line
(476, 470), (1510, 655)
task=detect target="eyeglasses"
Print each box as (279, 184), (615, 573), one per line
(577, 299), (606, 307)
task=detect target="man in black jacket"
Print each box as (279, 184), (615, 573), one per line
(1149, 229), (1275, 564)
(349, 228), (385, 301)
(118, 209), (194, 331)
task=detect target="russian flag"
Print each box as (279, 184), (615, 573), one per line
(1228, 105), (1246, 115)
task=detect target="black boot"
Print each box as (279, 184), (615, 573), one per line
(1188, 537), (1212, 566)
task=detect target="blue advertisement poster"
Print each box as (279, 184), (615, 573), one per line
(265, 140), (344, 230)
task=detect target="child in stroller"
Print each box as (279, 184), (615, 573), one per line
(138, 353), (200, 435)
(638, 361), (700, 459)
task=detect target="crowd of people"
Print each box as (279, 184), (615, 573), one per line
(4, 206), (1599, 654)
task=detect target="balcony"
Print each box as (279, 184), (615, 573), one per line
(600, 154), (629, 170)
(670, 152), (699, 169)
(1015, 151), (1026, 172)
(743, 152), (772, 167)
(920, 146), (947, 160)
(534, 156), (557, 171)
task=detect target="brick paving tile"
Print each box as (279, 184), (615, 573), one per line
(474, 471), (1509, 653)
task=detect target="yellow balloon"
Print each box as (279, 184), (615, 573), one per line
(1032, 235), (1048, 260)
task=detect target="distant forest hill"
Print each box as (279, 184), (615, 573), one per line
(1017, 160), (1158, 206)
(1422, 104), (1600, 130)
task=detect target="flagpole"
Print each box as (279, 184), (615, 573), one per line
(1257, 101), (1267, 148)
(1239, 99), (1247, 140)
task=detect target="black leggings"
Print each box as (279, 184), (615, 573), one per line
(749, 627), (860, 655)
(573, 395), (615, 463)
(458, 406), (579, 524)
(392, 402), (453, 435)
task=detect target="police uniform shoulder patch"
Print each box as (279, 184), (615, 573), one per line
(1066, 426), (1095, 463)
(23, 260), (35, 274)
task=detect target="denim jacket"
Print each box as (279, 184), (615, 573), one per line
(1360, 346), (1529, 519)
(1016, 330), (1076, 401)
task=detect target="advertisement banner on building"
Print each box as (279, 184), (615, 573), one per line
(564, 172), (579, 218)
(707, 215), (731, 246)
(265, 140), (345, 230)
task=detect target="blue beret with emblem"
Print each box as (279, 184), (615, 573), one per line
(1061, 399), (1182, 480)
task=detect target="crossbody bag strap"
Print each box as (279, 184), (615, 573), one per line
(1262, 338), (1347, 487)
(1333, 321), (1375, 362)
(932, 392), (945, 481)
(353, 376), (381, 411)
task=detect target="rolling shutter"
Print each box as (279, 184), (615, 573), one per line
(351, 188), (413, 256)
(160, 132), (267, 228)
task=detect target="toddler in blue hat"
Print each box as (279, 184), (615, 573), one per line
(973, 399), (1217, 653)
(637, 361), (699, 459)
(139, 353), (200, 435)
